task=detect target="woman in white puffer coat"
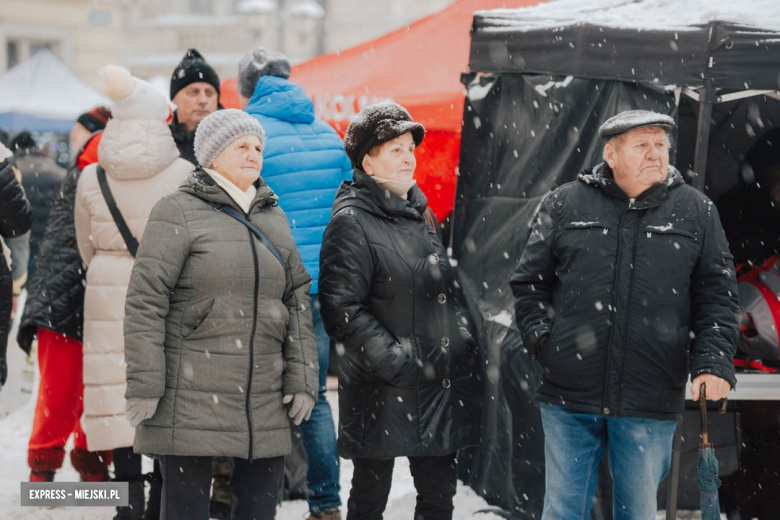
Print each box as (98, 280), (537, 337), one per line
(74, 65), (192, 520)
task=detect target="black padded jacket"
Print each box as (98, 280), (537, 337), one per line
(17, 134), (98, 353)
(319, 170), (481, 459)
(0, 156), (33, 361)
(510, 164), (740, 420)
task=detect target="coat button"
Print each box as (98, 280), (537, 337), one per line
(437, 294), (447, 304)
(442, 378), (451, 389)
(440, 336), (450, 347)
(603, 407), (611, 415)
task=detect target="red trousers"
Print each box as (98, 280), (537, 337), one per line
(28, 328), (110, 480)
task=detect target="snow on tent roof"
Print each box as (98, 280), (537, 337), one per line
(475, 0), (780, 32)
(0, 49), (109, 132)
(468, 0), (780, 90)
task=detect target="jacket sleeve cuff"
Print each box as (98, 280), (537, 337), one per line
(523, 324), (551, 359)
(691, 362), (737, 390)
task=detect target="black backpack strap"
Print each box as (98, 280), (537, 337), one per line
(209, 202), (284, 268)
(96, 165), (138, 257)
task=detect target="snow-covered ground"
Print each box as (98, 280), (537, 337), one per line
(0, 386), (503, 520)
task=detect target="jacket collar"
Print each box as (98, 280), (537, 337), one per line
(578, 162), (684, 210)
(169, 110), (193, 144)
(332, 169), (428, 221)
(180, 167), (278, 214)
(245, 76), (315, 124)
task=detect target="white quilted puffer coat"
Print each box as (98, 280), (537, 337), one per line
(75, 117), (192, 451)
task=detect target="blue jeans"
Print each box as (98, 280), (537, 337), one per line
(299, 295), (341, 513)
(539, 402), (677, 520)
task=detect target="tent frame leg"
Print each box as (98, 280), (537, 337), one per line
(692, 84), (716, 192)
(665, 420), (683, 520)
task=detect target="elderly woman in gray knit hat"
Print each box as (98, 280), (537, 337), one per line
(123, 109), (318, 520)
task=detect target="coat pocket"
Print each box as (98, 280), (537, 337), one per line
(559, 221), (615, 265)
(181, 292), (215, 338)
(640, 226), (699, 275)
(643, 225), (695, 239)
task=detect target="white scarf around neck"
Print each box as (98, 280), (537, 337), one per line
(204, 167), (257, 214)
(371, 175), (416, 199)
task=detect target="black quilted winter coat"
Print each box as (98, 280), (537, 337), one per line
(0, 155), (34, 363)
(319, 170), (481, 459)
(510, 164), (740, 420)
(17, 134), (98, 353)
(13, 150), (65, 257)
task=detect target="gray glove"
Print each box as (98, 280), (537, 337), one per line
(282, 393), (315, 426)
(125, 397), (159, 428)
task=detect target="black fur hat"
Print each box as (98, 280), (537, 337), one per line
(344, 102), (425, 168)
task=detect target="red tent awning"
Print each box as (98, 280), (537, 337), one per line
(223, 0), (543, 218)
(291, 0), (542, 134)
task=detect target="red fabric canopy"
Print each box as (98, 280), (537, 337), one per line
(222, 0), (543, 219)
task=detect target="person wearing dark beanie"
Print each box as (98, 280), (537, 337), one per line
(76, 106), (111, 134)
(169, 48), (221, 165)
(70, 106), (112, 154)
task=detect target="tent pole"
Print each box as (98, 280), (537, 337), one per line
(692, 83), (716, 192)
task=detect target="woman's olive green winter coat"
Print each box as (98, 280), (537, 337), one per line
(123, 169), (318, 460)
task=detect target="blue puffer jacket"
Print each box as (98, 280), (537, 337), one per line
(245, 76), (353, 294)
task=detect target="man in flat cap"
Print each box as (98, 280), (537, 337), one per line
(511, 110), (740, 519)
(169, 48), (221, 165)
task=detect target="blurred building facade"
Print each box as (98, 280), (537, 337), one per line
(1, 0), (455, 91)
(0, 0), (125, 86)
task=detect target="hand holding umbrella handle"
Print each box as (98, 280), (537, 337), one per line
(699, 383), (711, 447)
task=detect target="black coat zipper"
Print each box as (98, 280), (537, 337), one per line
(601, 201), (631, 413)
(246, 223), (260, 460)
(615, 217), (643, 415)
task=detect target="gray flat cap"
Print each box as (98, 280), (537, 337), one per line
(237, 47), (291, 98)
(598, 110), (675, 139)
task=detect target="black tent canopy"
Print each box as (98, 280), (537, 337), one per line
(469, 16), (780, 90)
(467, 15), (780, 190)
(454, 6), (780, 520)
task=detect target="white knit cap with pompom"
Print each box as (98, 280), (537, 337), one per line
(99, 65), (169, 122)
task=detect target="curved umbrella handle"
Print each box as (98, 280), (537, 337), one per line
(699, 383), (709, 446)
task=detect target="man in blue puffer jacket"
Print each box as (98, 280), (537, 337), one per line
(238, 47), (351, 520)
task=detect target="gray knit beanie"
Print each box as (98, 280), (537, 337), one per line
(194, 109), (266, 168)
(238, 47), (291, 98)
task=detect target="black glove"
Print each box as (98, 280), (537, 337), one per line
(0, 356), (7, 388)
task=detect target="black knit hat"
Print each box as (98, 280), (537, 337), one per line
(170, 48), (221, 101)
(76, 106), (112, 133)
(344, 102), (425, 168)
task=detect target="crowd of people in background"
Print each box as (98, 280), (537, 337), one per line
(0, 45), (482, 520)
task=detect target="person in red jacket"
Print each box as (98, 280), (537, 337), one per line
(21, 107), (113, 483)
